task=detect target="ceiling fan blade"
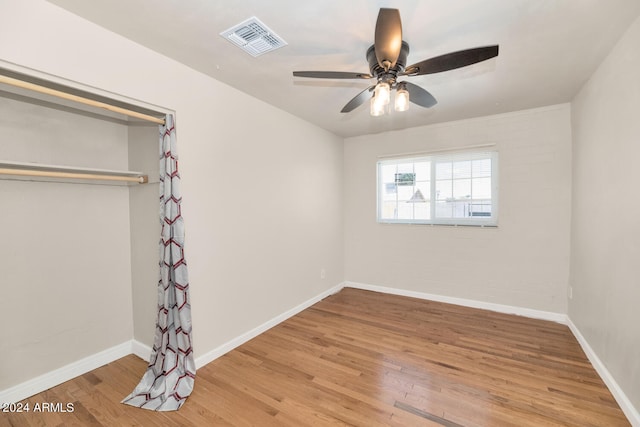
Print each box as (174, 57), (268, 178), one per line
(403, 45), (499, 76)
(404, 82), (437, 108)
(341, 86), (375, 113)
(293, 71), (373, 79)
(374, 8), (403, 70)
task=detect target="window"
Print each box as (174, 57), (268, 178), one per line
(377, 151), (498, 226)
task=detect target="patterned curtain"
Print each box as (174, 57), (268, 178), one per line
(122, 114), (195, 411)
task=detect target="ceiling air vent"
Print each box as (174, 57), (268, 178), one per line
(220, 17), (287, 57)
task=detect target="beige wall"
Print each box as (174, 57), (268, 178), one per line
(0, 96), (134, 389)
(344, 105), (572, 313)
(128, 125), (160, 347)
(570, 14), (640, 410)
(0, 0), (344, 390)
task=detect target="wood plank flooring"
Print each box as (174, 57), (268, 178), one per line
(1, 288), (630, 426)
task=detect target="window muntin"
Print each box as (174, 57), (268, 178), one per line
(377, 151), (498, 226)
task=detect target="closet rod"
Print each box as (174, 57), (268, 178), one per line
(0, 167), (148, 184)
(0, 74), (165, 125)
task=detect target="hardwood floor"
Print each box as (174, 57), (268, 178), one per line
(2, 288), (629, 426)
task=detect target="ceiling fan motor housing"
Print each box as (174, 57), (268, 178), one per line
(367, 41), (410, 84)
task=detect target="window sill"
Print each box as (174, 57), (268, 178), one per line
(377, 221), (498, 228)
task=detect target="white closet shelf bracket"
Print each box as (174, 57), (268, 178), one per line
(0, 161), (148, 184)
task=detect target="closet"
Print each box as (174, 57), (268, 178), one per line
(0, 68), (164, 393)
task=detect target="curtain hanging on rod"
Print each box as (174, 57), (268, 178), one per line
(122, 114), (195, 411)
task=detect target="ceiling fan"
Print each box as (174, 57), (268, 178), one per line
(292, 8), (499, 116)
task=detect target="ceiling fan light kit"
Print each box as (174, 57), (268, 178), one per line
(370, 81), (389, 116)
(370, 95), (385, 116)
(292, 8), (499, 117)
(395, 82), (410, 112)
(370, 80), (410, 116)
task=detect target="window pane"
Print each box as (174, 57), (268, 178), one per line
(435, 200), (453, 218)
(435, 180), (452, 200)
(396, 202), (413, 220)
(469, 201), (492, 217)
(380, 201), (397, 219)
(396, 163), (413, 174)
(453, 161), (471, 179)
(383, 183), (397, 200)
(472, 159), (491, 177)
(416, 181), (430, 201)
(397, 185), (414, 202)
(414, 161), (430, 181)
(435, 162), (452, 180)
(381, 164), (396, 184)
(451, 201), (468, 218)
(453, 179), (471, 199)
(414, 202), (430, 220)
(472, 177), (492, 199)
(395, 172), (415, 186)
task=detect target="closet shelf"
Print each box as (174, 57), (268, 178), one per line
(0, 160), (148, 184)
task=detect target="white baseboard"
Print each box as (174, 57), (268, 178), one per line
(194, 283), (344, 369)
(566, 319), (640, 426)
(131, 339), (152, 362)
(344, 281), (568, 323)
(0, 341), (132, 404)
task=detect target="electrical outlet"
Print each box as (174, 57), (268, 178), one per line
(320, 268), (326, 280)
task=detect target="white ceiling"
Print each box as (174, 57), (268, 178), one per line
(47, 0), (640, 138)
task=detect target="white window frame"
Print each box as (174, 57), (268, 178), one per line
(376, 150), (499, 226)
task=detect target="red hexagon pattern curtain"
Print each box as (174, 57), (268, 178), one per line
(122, 114), (195, 411)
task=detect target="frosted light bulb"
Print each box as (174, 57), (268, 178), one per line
(395, 87), (410, 112)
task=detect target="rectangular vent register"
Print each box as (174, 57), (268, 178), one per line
(220, 17), (287, 57)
